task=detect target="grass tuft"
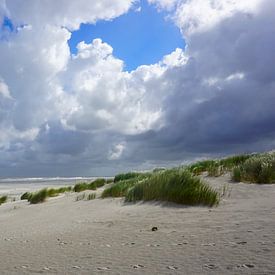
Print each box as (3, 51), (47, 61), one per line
(231, 153), (275, 183)
(73, 178), (106, 192)
(28, 189), (47, 204)
(76, 192), (97, 201)
(21, 192), (32, 200)
(125, 169), (219, 207)
(0, 195), (8, 205)
(114, 172), (141, 183)
(102, 173), (151, 198)
(187, 154), (254, 176)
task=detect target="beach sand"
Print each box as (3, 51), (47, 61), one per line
(0, 174), (275, 274)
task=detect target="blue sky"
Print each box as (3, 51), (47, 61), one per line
(69, 0), (184, 71)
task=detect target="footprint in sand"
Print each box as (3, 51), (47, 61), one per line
(204, 264), (218, 270)
(236, 241), (247, 245)
(201, 242), (215, 246)
(132, 264), (145, 269)
(172, 241), (188, 246)
(147, 244), (160, 247)
(167, 266), (178, 270)
(242, 264), (255, 268)
(97, 267), (111, 271)
(237, 264), (255, 269)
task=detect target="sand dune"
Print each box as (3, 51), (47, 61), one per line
(0, 175), (275, 274)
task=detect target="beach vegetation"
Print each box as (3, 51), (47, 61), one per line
(114, 172), (142, 182)
(0, 195), (8, 205)
(28, 188), (47, 204)
(73, 178), (106, 192)
(231, 153), (275, 183)
(125, 169), (219, 206)
(21, 192), (32, 200)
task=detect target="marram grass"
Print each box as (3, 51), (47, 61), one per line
(231, 153), (275, 183)
(114, 172), (142, 183)
(0, 195), (8, 205)
(125, 169), (219, 207)
(103, 169), (219, 207)
(73, 178), (106, 192)
(28, 188), (48, 204)
(101, 177), (140, 198)
(187, 154), (254, 177)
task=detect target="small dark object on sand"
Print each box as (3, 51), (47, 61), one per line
(152, 227), (158, 231)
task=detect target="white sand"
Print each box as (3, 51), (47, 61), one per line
(0, 175), (275, 274)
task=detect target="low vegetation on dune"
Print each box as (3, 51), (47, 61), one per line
(28, 188), (48, 204)
(102, 169), (219, 206)
(187, 154), (255, 177)
(20, 192), (32, 200)
(125, 169), (219, 206)
(76, 192), (96, 201)
(114, 172), (142, 183)
(16, 152), (274, 206)
(73, 178), (106, 192)
(21, 186), (72, 203)
(20, 178), (108, 204)
(232, 153), (275, 183)
(102, 173), (151, 198)
(0, 195), (8, 205)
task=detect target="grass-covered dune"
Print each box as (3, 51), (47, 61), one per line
(232, 153), (275, 183)
(102, 151), (275, 207)
(73, 178), (106, 192)
(102, 169), (219, 207)
(186, 154), (253, 177)
(20, 178), (111, 204)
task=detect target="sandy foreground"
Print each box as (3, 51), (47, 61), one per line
(0, 175), (275, 275)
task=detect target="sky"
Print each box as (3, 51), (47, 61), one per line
(0, 0), (274, 177)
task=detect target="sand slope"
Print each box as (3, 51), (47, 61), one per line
(0, 175), (275, 274)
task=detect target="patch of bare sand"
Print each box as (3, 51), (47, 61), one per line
(0, 175), (275, 274)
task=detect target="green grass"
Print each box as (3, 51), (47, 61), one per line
(0, 195), (8, 205)
(102, 178), (140, 198)
(102, 173), (151, 198)
(21, 192), (32, 200)
(22, 186), (72, 204)
(73, 178), (106, 192)
(187, 154), (254, 177)
(76, 192), (97, 201)
(231, 153), (275, 183)
(87, 193), (96, 200)
(47, 186), (72, 197)
(125, 169), (219, 207)
(114, 172), (142, 183)
(28, 189), (48, 204)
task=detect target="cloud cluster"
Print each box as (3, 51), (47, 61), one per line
(0, 0), (274, 176)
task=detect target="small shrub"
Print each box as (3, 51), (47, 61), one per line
(28, 189), (47, 204)
(0, 195), (7, 205)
